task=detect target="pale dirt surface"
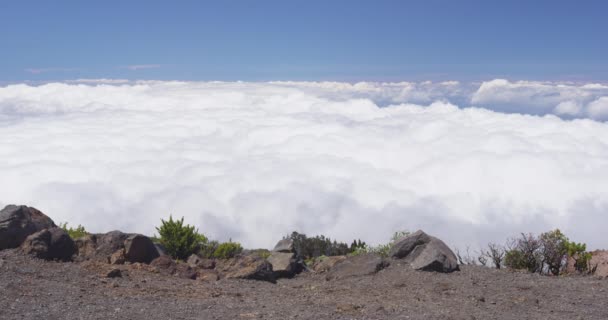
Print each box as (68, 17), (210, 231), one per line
(1, 249), (607, 320)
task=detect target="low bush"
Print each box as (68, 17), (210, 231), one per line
(155, 215), (207, 260)
(286, 231), (354, 259)
(213, 241), (243, 259)
(349, 230), (410, 257)
(566, 241), (593, 273)
(59, 222), (89, 239)
(501, 229), (592, 275)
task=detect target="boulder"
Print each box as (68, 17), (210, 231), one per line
(94, 231), (130, 260)
(590, 250), (608, 278)
(74, 234), (98, 259)
(21, 227), (76, 261)
(567, 250), (608, 277)
(267, 252), (299, 278)
(273, 239), (294, 253)
(389, 230), (459, 273)
(75, 231), (159, 264)
(187, 254), (216, 269)
(222, 255), (275, 283)
(110, 249), (126, 265)
(310, 255), (347, 273)
(326, 253), (388, 280)
(150, 255), (197, 279)
(0, 205), (56, 250)
(124, 234), (159, 263)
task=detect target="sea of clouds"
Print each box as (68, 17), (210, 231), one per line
(1, 79), (607, 250)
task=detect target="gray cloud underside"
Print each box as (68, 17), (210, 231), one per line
(0, 81), (607, 250)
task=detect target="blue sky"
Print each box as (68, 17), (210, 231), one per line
(1, 0), (607, 82)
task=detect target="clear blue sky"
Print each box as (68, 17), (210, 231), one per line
(1, 0), (607, 82)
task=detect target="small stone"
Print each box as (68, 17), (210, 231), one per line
(106, 268), (122, 278)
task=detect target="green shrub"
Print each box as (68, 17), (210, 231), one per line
(504, 249), (528, 270)
(59, 222), (89, 239)
(213, 241), (243, 259)
(348, 230), (410, 258)
(198, 240), (219, 259)
(566, 241), (592, 273)
(539, 229), (569, 275)
(155, 215), (206, 260)
(286, 231), (354, 259)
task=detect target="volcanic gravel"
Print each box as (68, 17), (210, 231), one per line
(1, 249), (606, 320)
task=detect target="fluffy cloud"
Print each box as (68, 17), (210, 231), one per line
(472, 79), (608, 119)
(1, 81), (608, 251)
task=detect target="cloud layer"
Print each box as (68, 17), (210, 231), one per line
(1, 81), (607, 250)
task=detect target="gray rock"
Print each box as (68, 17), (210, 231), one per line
(310, 255), (347, 273)
(150, 255), (196, 279)
(267, 252), (298, 278)
(74, 234), (98, 259)
(110, 249), (126, 265)
(187, 254), (203, 268)
(0, 205), (56, 250)
(273, 239), (294, 253)
(21, 227), (76, 261)
(389, 230), (459, 273)
(124, 234), (159, 263)
(326, 253), (388, 280)
(222, 255), (275, 283)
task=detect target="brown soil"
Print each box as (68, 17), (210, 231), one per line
(1, 249), (606, 320)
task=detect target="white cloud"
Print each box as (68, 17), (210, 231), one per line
(472, 79), (608, 119)
(587, 97), (608, 121)
(1, 81), (608, 251)
(554, 100), (583, 116)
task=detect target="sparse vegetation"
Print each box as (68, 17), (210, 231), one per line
(482, 243), (505, 269)
(286, 231), (355, 259)
(59, 222), (89, 239)
(155, 215), (207, 260)
(213, 241), (243, 259)
(350, 230), (410, 257)
(566, 241), (593, 273)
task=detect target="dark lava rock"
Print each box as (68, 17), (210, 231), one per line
(75, 231), (158, 264)
(326, 253), (388, 280)
(93, 231), (130, 260)
(124, 234), (159, 263)
(389, 230), (459, 273)
(106, 268), (122, 278)
(221, 255), (275, 283)
(0, 205), (56, 250)
(21, 227), (76, 261)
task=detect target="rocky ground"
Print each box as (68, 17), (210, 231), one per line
(1, 249), (607, 320)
